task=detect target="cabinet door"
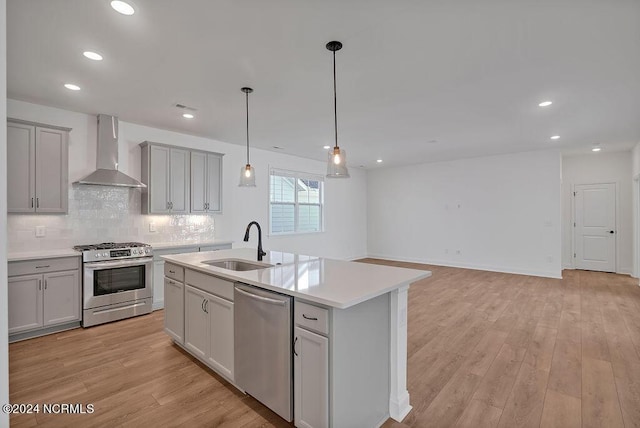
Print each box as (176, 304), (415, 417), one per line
(294, 326), (329, 428)
(207, 294), (234, 380)
(8, 275), (43, 334)
(184, 285), (209, 360)
(7, 122), (36, 213)
(206, 154), (222, 212)
(190, 151), (207, 213)
(164, 278), (184, 344)
(43, 270), (80, 326)
(35, 127), (68, 213)
(149, 145), (171, 213)
(169, 148), (189, 213)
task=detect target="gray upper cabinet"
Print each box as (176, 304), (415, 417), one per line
(7, 119), (69, 214)
(141, 141), (222, 215)
(191, 151), (222, 214)
(141, 142), (190, 214)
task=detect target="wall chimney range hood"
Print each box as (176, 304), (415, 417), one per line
(74, 114), (146, 188)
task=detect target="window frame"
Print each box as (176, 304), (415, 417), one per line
(269, 168), (325, 236)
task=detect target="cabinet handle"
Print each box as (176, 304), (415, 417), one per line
(169, 201), (173, 209)
(204, 300), (209, 314)
(38, 279), (42, 291)
(169, 270), (175, 274)
(31, 197), (34, 208)
(302, 314), (318, 321)
(44, 280), (47, 290)
(168, 280), (175, 285)
(167, 201), (170, 210)
(35, 265), (50, 269)
(293, 337), (298, 356)
(201, 299), (205, 312)
(36, 197), (39, 208)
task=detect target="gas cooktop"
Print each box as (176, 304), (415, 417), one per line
(73, 242), (153, 262)
(73, 242), (150, 251)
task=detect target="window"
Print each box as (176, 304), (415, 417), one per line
(270, 169), (324, 234)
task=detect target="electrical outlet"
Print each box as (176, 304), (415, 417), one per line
(149, 222), (156, 233)
(456, 249), (461, 255)
(35, 226), (46, 237)
(547, 255), (554, 263)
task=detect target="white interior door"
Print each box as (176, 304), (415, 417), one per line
(574, 183), (616, 272)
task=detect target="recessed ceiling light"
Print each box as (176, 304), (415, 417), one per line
(538, 101), (553, 107)
(182, 113), (194, 119)
(592, 147), (601, 152)
(111, 0), (135, 15)
(83, 51), (103, 61)
(323, 145), (331, 150)
(64, 83), (81, 91)
(550, 135), (560, 140)
(376, 159), (383, 163)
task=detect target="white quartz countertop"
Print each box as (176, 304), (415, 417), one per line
(162, 248), (431, 309)
(152, 240), (233, 251)
(8, 248), (82, 262)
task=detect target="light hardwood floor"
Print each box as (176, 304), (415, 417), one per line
(9, 262), (640, 427)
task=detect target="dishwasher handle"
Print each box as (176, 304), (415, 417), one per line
(235, 286), (287, 306)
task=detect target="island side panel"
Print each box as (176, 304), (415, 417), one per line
(389, 284), (411, 421)
(330, 292), (390, 428)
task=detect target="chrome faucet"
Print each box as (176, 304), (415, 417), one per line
(244, 221), (267, 261)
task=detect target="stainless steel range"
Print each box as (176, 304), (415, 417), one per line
(73, 242), (153, 327)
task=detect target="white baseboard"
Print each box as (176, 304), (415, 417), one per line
(366, 253), (563, 279)
(618, 267), (633, 276)
(152, 300), (164, 311)
(346, 254), (369, 261)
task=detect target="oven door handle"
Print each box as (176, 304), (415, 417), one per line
(84, 257), (154, 269)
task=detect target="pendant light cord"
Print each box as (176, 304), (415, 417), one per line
(245, 91), (250, 164)
(333, 49), (338, 150)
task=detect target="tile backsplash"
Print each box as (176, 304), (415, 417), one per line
(7, 186), (216, 252)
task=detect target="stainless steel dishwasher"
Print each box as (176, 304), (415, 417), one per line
(234, 283), (293, 422)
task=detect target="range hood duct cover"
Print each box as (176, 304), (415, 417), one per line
(74, 114), (146, 188)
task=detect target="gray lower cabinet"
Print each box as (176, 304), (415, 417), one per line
(190, 151), (222, 213)
(294, 326), (329, 428)
(141, 143), (190, 214)
(184, 281), (234, 381)
(7, 120), (69, 214)
(294, 295), (391, 428)
(164, 264), (185, 344)
(8, 257), (81, 338)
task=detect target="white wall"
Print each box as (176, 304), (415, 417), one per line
(0, 0), (9, 426)
(7, 99), (368, 261)
(367, 150), (563, 278)
(633, 143), (640, 278)
(561, 152), (633, 274)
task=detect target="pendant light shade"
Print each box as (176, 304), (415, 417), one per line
(239, 87), (256, 187)
(326, 41), (350, 178)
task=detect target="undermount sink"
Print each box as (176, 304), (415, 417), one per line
(202, 259), (272, 271)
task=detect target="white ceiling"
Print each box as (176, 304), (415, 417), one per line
(7, 0), (640, 168)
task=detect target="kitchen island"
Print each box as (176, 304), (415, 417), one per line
(162, 248), (431, 428)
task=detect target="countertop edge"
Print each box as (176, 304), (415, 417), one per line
(8, 249), (82, 262)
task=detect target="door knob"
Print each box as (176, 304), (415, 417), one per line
(609, 230), (615, 234)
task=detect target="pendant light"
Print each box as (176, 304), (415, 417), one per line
(239, 87), (256, 187)
(326, 41), (350, 178)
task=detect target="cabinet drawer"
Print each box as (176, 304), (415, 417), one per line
(9, 256), (80, 277)
(295, 301), (329, 336)
(164, 263), (184, 282)
(185, 269), (233, 301)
